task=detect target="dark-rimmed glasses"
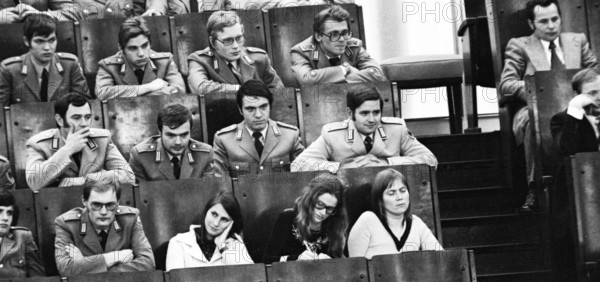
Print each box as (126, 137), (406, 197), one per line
(215, 35), (245, 46)
(321, 30), (352, 42)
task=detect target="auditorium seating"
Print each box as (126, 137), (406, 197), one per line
(0, 21), (77, 62)
(269, 257), (368, 282)
(168, 263), (267, 281)
(68, 270), (164, 282)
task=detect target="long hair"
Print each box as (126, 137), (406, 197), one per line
(294, 175), (348, 258)
(371, 169), (411, 227)
(199, 190), (243, 241)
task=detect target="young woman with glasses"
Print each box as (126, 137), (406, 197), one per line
(263, 175), (348, 264)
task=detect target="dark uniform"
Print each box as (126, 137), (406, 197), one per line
(75, 0), (145, 20)
(291, 117), (437, 173)
(128, 136), (216, 182)
(290, 36), (386, 85)
(54, 206), (155, 276)
(0, 52), (90, 106)
(95, 50), (185, 100)
(0, 227), (45, 278)
(0, 156), (14, 191)
(213, 119), (304, 177)
(187, 46), (283, 95)
(25, 128), (134, 191)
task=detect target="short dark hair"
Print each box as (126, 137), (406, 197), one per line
(206, 10), (243, 49)
(572, 68), (600, 94)
(54, 93), (91, 128)
(0, 190), (19, 226)
(82, 178), (121, 202)
(526, 0), (561, 22)
(199, 190), (243, 240)
(236, 80), (274, 109)
(346, 84), (384, 113)
(371, 169), (411, 224)
(118, 16), (151, 49)
(23, 14), (57, 43)
(157, 103), (193, 133)
(313, 5), (351, 36)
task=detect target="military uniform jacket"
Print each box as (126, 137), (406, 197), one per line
(146, 0), (191, 15)
(290, 36), (386, 85)
(291, 117), (438, 173)
(25, 128), (135, 191)
(75, 0), (145, 20)
(187, 46), (283, 95)
(54, 206), (155, 276)
(0, 155), (14, 191)
(95, 50), (185, 101)
(128, 136), (215, 182)
(0, 52), (90, 106)
(213, 119), (304, 177)
(0, 0), (81, 22)
(0, 227), (45, 278)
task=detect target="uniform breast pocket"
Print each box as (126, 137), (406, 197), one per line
(271, 158), (291, 173)
(230, 162), (251, 177)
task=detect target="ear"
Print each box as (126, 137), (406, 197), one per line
(314, 32), (322, 43)
(528, 20), (535, 30)
(346, 107), (352, 118)
(23, 36), (29, 48)
(55, 113), (64, 128)
(209, 36), (215, 49)
(238, 106), (243, 116)
(81, 196), (86, 207)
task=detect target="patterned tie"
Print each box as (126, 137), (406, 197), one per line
(99, 230), (108, 251)
(171, 157), (181, 179)
(549, 41), (565, 70)
(364, 135), (373, 153)
(228, 62), (242, 84)
(253, 131), (263, 156)
(134, 69), (144, 84)
(328, 57), (341, 66)
(40, 68), (48, 102)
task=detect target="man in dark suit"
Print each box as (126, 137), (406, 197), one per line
(499, 0), (598, 211)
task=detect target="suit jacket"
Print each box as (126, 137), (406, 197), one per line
(0, 227), (45, 278)
(290, 36), (386, 86)
(25, 128), (135, 191)
(96, 50), (185, 100)
(213, 119), (304, 177)
(128, 136), (215, 182)
(74, 0), (145, 20)
(54, 206), (155, 276)
(550, 110), (599, 157)
(0, 155), (14, 191)
(187, 46), (283, 95)
(165, 224), (253, 271)
(291, 117), (438, 173)
(499, 33), (598, 104)
(0, 52), (90, 106)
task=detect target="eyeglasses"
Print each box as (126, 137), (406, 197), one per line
(215, 35), (245, 46)
(89, 201), (118, 211)
(321, 30), (352, 42)
(314, 201), (336, 215)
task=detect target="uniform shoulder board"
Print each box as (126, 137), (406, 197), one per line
(136, 137), (160, 153)
(194, 49), (214, 57)
(31, 129), (55, 143)
(346, 39), (362, 48)
(61, 208), (84, 222)
(103, 55), (125, 65)
(1, 56), (22, 67)
(149, 52), (172, 60)
(216, 124), (237, 135)
(299, 44), (315, 52)
(189, 140), (211, 153)
(116, 206), (138, 216)
(0, 155), (8, 163)
(89, 129), (110, 138)
(324, 121), (348, 132)
(276, 121), (298, 131)
(57, 52), (78, 61)
(381, 117), (404, 125)
(245, 47), (266, 54)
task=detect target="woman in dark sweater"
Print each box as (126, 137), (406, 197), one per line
(263, 176), (348, 264)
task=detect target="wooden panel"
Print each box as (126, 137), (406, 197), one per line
(106, 94), (202, 161)
(11, 277), (62, 282)
(7, 100), (103, 189)
(266, 4), (364, 87)
(136, 177), (232, 249)
(68, 270), (164, 282)
(168, 264), (266, 282)
(0, 106), (7, 159)
(371, 249), (473, 282)
(299, 81), (394, 146)
(586, 0), (600, 54)
(11, 189), (36, 242)
(34, 185), (135, 276)
(269, 258), (368, 282)
(0, 21), (76, 62)
(170, 10), (266, 76)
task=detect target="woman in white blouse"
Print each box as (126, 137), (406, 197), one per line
(348, 169), (442, 259)
(166, 191), (253, 270)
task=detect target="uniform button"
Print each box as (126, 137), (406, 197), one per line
(259, 166), (264, 170)
(150, 145), (155, 149)
(117, 59), (122, 63)
(125, 4), (131, 8)
(116, 209), (121, 213)
(310, 71), (316, 77)
(106, 8), (113, 13)
(83, 9), (89, 14)
(235, 165), (239, 170)
(370, 68), (375, 73)
(279, 161), (284, 165)
(191, 144), (196, 149)
(15, 98), (20, 102)
(18, 259), (23, 264)
(77, 214), (81, 218)
(0, 264), (4, 268)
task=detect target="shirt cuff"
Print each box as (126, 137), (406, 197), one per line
(340, 65), (347, 77)
(567, 106), (585, 120)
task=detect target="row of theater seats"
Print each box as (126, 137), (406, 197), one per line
(0, 4), (365, 93)
(12, 165), (442, 276)
(3, 81), (397, 189)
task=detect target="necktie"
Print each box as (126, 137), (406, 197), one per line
(171, 157), (181, 179)
(190, 0), (199, 12)
(134, 69), (144, 84)
(228, 62), (242, 84)
(364, 135), (373, 153)
(549, 41), (565, 70)
(99, 230), (108, 251)
(595, 117), (600, 147)
(40, 68), (48, 102)
(328, 57), (341, 66)
(73, 152), (82, 170)
(252, 131), (263, 156)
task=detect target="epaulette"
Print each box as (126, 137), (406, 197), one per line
(31, 130), (55, 143)
(149, 52), (172, 60)
(116, 206), (137, 216)
(136, 137), (160, 153)
(346, 39), (362, 48)
(1, 56), (22, 67)
(9, 226), (29, 231)
(89, 129), (109, 138)
(0, 155), (8, 163)
(194, 49), (214, 57)
(103, 55), (125, 65)
(299, 44), (315, 52)
(245, 47), (266, 54)
(216, 124), (237, 135)
(57, 52), (78, 61)
(381, 117), (404, 125)
(276, 121), (298, 131)
(324, 121), (349, 132)
(61, 209), (83, 222)
(189, 140), (211, 153)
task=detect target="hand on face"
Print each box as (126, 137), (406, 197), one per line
(64, 126), (90, 155)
